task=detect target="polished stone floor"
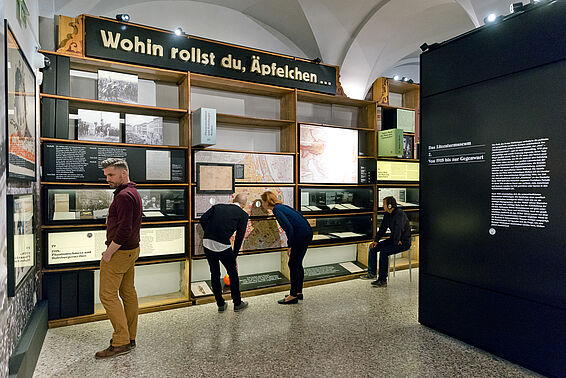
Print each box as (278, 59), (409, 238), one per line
(34, 269), (539, 377)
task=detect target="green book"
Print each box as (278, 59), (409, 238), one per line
(378, 129), (404, 157)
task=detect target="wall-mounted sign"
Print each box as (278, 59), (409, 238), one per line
(83, 16), (337, 95)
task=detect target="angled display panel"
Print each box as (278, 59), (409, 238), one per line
(299, 124), (358, 184)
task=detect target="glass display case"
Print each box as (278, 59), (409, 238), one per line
(308, 214), (373, 244)
(43, 186), (187, 224)
(45, 225), (187, 268)
(192, 220), (288, 257)
(378, 187), (419, 208)
(376, 210), (419, 235)
(299, 187), (373, 214)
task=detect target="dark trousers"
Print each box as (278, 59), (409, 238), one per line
(368, 239), (411, 281)
(288, 238), (311, 297)
(204, 247), (241, 306)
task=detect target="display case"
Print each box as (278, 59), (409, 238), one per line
(44, 224), (187, 268)
(378, 187), (419, 208)
(193, 186), (294, 218)
(192, 219), (288, 257)
(307, 214), (373, 244)
(376, 210), (419, 235)
(43, 186), (187, 224)
(299, 186), (373, 214)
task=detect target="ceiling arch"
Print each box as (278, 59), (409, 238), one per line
(41, 0), (520, 98)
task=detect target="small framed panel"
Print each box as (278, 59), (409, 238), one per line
(5, 22), (36, 181)
(7, 194), (36, 297)
(196, 162), (235, 194)
(45, 224), (187, 268)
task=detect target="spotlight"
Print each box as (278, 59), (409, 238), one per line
(393, 75), (400, 81)
(420, 43), (429, 52)
(115, 14), (130, 22)
(403, 77), (410, 82)
(407, 79), (414, 84)
(510, 2), (524, 13)
(312, 57), (322, 64)
(484, 13), (497, 23)
(174, 27), (184, 36)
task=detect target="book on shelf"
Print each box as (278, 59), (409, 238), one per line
(378, 129), (403, 157)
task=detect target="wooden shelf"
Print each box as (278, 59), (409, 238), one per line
(42, 256), (187, 273)
(377, 157), (420, 163)
(40, 50), (188, 84)
(387, 81), (420, 95)
(298, 121), (374, 131)
(377, 103), (417, 111)
(297, 90), (373, 107)
(40, 94), (188, 118)
(48, 291), (190, 328)
(303, 211), (373, 218)
(42, 219), (189, 229)
(190, 73), (293, 97)
(192, 147), (295, 155)
(217, 113), (294, 128)
(41, 182), (189, 187)
(298, 183), (363, 187)
(40, 137), (187, 150)
(376, 182), (419, 187)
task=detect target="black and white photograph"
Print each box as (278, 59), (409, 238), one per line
(7, 194), (35, 297)
(97, 69), (138, 104)
(125, 114), (163, 145)
(141, 191), (161, 211)
(75, 189), (114, 219)
(6, 22), (36, 180)
(77, 109), (121, 143)
(403, 134), (414, 159)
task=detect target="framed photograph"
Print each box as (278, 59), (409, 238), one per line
(196, 162), (235, 194)
(97, 69), (138, 104)
(5, 22), (36, 181)
(125, 114), (163, 145)
(77, 109), (120, 142)
(7, 194), (35, 297)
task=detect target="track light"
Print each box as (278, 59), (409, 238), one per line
(483, 13), (498, 23)
(403, 77), (410, 82)
(115, 14), (130, 22)
(393, 75), (400, 81)
(174, 27), (184, 36)
(312, 57), (322, 64)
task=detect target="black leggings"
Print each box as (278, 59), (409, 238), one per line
(288, 239), (311, 297)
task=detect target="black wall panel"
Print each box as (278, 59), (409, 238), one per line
(420, 3), (566, 377)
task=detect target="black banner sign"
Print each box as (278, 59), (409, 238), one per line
(42, 142), (186, 183)
(84, 16), (337, 95)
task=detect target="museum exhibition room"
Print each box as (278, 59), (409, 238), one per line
(0, 0), (564, 376)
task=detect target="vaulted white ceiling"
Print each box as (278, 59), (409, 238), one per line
(39, 0), (519, 98)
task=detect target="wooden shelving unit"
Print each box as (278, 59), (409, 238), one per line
(39, 46), (420, 325)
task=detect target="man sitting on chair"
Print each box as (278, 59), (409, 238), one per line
(360, 196), (411, 287)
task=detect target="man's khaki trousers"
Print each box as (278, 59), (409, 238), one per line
(99, 247), (140, 347)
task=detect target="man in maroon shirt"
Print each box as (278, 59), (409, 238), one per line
(95, 158), (142, 359)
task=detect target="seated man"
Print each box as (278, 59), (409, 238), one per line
(360, 196), (411, 287)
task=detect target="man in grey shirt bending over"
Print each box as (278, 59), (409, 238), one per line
(200, 194), (249, 312)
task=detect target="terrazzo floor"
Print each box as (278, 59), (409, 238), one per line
(34, 269), (539, 377)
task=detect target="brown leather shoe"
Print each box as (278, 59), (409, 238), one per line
(95, 344), (131, 359)
(110, 339), (136, 349)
